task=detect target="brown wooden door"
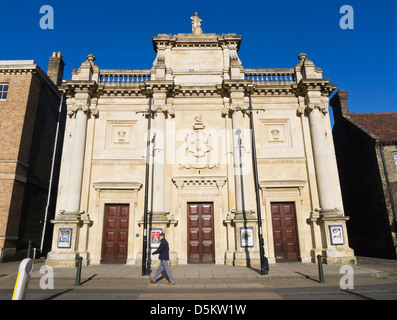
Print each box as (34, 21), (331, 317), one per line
(271, 202), (299, 262)
(102, 204), (129, 264)
(187, 203), (214, 264)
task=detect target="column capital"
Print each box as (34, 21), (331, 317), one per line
(306, 102), (328, 115)
(67, 104), (99, 117)
(61, 81), (99, 117)
(221, 103), (250, 117)
(153, 104), (175, 117)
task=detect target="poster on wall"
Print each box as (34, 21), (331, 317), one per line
(150, 228), (162, 248)
(329, 225), (344, 245)
(57, 228), (72, 248)
(240, 227), (254, 247)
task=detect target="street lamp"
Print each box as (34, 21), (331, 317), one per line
(247, 84), (269, 275)
(142, 86), (153, 276)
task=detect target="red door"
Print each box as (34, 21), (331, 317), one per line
(187, 203), (214, 264)
(102, 204), (129, 264)
(271, 202), (299, 262)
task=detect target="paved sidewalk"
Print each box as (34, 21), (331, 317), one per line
(0, 256), (394, 281)
(1, 257), (397, 300)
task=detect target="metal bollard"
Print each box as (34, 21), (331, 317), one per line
(317, 254), (325, 283)
(12, 258), (34, 300)
(27, 240), (32, 259)
(75, 256), (83, 286)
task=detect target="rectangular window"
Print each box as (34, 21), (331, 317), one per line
(0, 83), (9, 101)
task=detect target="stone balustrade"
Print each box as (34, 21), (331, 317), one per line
(244, 68), (295, 84)
(98, 68), (297, 85)
(99, 69), (151, 84)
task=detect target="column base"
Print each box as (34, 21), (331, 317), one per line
(233, 250), (261, 267)
(317, 213), (356, 265)
(320, 249), (356, 265)
(45, 210), (84, 268)
(46, 251), (78, 268)
(225, 250), (234, 266)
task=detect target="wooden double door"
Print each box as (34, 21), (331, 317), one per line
(187, 203), (215, 264)
(271, 202), (299, 262)
(102, 204), (129, 264)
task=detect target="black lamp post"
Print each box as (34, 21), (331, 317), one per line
(142, 86), (153, 276)
(247, 84), (269, 275)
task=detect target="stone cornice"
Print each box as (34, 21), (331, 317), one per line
(58, 76), (336, 101)
(92, 181), (142, 190)
(144, 80), (178, 96)
(60, 80), (98, 98)
(172, 176), (227, 188)
(152, 33), (242, 52)
(0, 63), (61, 97)
(297, 79), (337, 97)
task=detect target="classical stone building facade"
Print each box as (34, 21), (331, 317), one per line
(331, 90), (397, 259)
(0, 54), (66, 261)
(46, 16), (356, 267)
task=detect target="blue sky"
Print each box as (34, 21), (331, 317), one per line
(1, 0), (396, 121)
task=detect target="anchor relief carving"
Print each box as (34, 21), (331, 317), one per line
(179, 115), (219, 169)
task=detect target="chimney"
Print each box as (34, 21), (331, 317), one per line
(330, 89), (350, 121)
(47, 52), (65, 86)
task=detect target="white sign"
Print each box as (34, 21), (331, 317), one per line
(240, 227), (254, 247)
(330, 225), (344, 245)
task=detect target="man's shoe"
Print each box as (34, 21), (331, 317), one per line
(150, 278), (156, 283)
(167, 281), (175, 285)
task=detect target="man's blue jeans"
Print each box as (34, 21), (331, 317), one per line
(152, 260), (175, 283)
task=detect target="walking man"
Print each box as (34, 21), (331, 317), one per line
(150, 233), (175, 285)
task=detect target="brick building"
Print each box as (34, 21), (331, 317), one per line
(331, 90), (397, 259)
(0, 54), (66, 261)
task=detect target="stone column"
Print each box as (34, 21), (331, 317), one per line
(46, 90), (97, 267)
(302, 102), (356, 264)
(302, 99), (355, 264)
(296, 53), (355, 264)
(64, 102), (89, 214)
(306, 103), (337, 213)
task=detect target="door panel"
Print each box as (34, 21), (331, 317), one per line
(271, 202), (299, 262)
(187, 203), (214, 264)
(102, 204), (129, 264)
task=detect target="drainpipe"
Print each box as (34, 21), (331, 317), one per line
(40, 94), (64, 254)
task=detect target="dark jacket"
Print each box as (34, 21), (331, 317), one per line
(152, 238), (169, 260)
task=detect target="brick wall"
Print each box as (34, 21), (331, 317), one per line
(17, 76), (66, 252)
(0, 68), (65, 260)
(0, 73), (33, 258)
